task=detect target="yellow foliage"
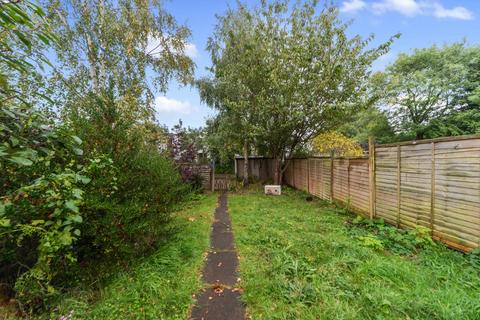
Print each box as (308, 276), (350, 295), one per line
(312, 131), (364, 157)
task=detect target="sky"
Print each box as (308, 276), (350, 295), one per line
(156, 0), (480, 129)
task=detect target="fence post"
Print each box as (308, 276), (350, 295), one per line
(396, 145), (401, 227)
(307, 158), (311, 194)
(347, 158), (351, 201)
(430, 142), (436, 235)
(211, 163), (215, 192)
(292, 159), (295, 188)
(330, 151), (334, 201)
(368, 137), (376, 219)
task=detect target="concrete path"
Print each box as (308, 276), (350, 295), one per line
(189, 193), (245, 320)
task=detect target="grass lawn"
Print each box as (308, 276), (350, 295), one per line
(229, 187), (480, 320)
(38, 193), (217, 320)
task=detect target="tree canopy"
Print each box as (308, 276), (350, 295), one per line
(374, 43), (480, 140)
(201, 0), (397, 183)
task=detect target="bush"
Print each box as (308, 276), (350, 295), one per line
(349, 216), (436, 255)
(0, 105), (106, 311)
(78, 149), (188, 261)
(1, 102), (190, 314)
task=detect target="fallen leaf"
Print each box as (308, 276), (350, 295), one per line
(214, 287), (224, 294)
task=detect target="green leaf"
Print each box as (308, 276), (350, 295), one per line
(72, 135), (82, 145)
(70, 215), (83, 223)
(73, 147), (84, 156)
(9, 136), (19, 146)
(72, 188), (84, 199)
(73, 229), (81, 236)
(13, 30), (32, 49)
(77, 175), (91, 184)
(0, 218), (11, 228)
(64, 200), (79, 213)
(31, 219), (45, 226)
(9, 156), (33, 166)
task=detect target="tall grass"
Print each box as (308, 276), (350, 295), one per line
(229, 187), (480, 319)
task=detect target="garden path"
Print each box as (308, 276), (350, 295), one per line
(189, 193), (245, 320)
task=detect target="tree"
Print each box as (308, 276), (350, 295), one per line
(0, 0), (56, 107)
(43, 0), (195, 154)
(198, 3), (271, 186)
(248, 1), (396, 183)
(201, 0), (395, 184)
(339, 106), (396, 145)
(312, 131), (364, 157)
(375, 43), (475, 140)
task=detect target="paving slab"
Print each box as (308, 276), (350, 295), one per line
(212, 220), (231, 233)
(210, 231), (234, 251)
(202, 251), (238, 286)
(190, 287), (245, 320)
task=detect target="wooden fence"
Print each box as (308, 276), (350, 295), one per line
(235, 135), (480, 252)
(235, 156), (275, 181)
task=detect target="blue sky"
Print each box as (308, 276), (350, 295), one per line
(156, 0), (480, 129)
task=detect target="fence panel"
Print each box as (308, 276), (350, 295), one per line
(375, 146), (398, 224)
(433, 138), (480, 250)
(309, 158), (323, 199)
(399, 143), (432, 229)
(234, 135), (480, 251)
(333, 159), (349, 203)
(349, 159), (370, 214)
(294, 159), (309, 192)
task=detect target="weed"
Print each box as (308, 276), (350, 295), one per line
(349, 215), (436, 255)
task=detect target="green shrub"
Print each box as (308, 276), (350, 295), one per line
(78, 150), (188, 261)
(349, 216), (436, 255)
(0, 105), (109, 311)
(0, 103), (188, 313)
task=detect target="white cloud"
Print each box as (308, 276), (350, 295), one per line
(340, 0), (367, 13)
(370, 0), (473, 20)
(185, 43), (198, 58)
(154, 96), (197, 115)
(145, 36), (198, 59)
(431, 3), (473, 20)
(372, 0), (421, 16)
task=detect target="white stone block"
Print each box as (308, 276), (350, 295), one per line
(264, 185), (281, 196)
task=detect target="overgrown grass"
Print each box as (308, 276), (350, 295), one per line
(34, 193), (217, 320)
(229, 187), (480, 319)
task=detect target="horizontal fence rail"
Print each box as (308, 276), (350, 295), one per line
(235, 135), (480, 252)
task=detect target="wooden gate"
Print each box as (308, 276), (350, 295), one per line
(214, 174), (234, 191)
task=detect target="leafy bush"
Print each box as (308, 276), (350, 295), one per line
(0, 105), (111, 311)
(357, 235), (385, 251)
(1, 0), (193, 315)
(78, 150), (188, 261)
(59, 90), (190, 257)
(349, 216), (436, 255)
(1, 105), (190, 314)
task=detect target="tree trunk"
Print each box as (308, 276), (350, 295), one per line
(273, 157), (282, 185)
(242, 140), (249, 187)
(82, 3), (99, 94)
(86, 32), (98, 93)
